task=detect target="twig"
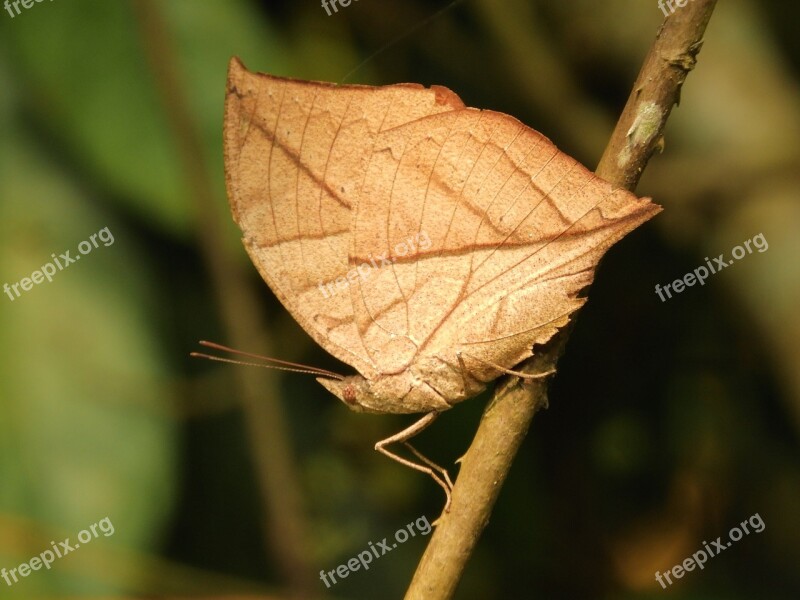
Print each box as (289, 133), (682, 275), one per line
(595, 1), (717, 187)
(405, 2), (718, 598)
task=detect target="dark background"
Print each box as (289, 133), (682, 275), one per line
(1, 1), (798, 598)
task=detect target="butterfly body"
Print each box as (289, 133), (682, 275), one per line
(316, 348), (489, 414)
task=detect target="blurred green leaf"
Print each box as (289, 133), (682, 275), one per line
(0, 123), (177, 594)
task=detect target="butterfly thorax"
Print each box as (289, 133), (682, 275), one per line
(317, 357), (481, 415)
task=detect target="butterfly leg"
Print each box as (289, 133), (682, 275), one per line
(459, 351), (556, 381)
(375, 411), (453, 512)
(403, 442), (454, 489)
(455, 352), (487, 398)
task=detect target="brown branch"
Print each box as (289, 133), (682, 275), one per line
(596, 1), (717, 187)
(405, 2), (718, 598)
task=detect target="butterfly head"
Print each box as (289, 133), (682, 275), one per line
(316, 375), (378, 413)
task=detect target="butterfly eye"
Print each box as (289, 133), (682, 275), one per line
(343, 384), (358, 405)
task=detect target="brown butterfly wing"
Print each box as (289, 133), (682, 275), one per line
(349, 107), (660, 391)
(223, 58), (464, 378)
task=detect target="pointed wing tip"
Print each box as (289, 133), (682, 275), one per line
(227, 56), (248, 82)
(639, 195), (664, 219)
(226, 56), (251, 97)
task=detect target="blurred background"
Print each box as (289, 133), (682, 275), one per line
(1, 0), (798, 598)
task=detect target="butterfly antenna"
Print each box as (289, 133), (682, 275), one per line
(192, 340), (345, 380)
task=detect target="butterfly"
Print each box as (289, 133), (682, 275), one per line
(214, 57), (659, 507)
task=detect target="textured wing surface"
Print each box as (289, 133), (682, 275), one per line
(349, 108), (660, 381)
(224, 58), (464, 377)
